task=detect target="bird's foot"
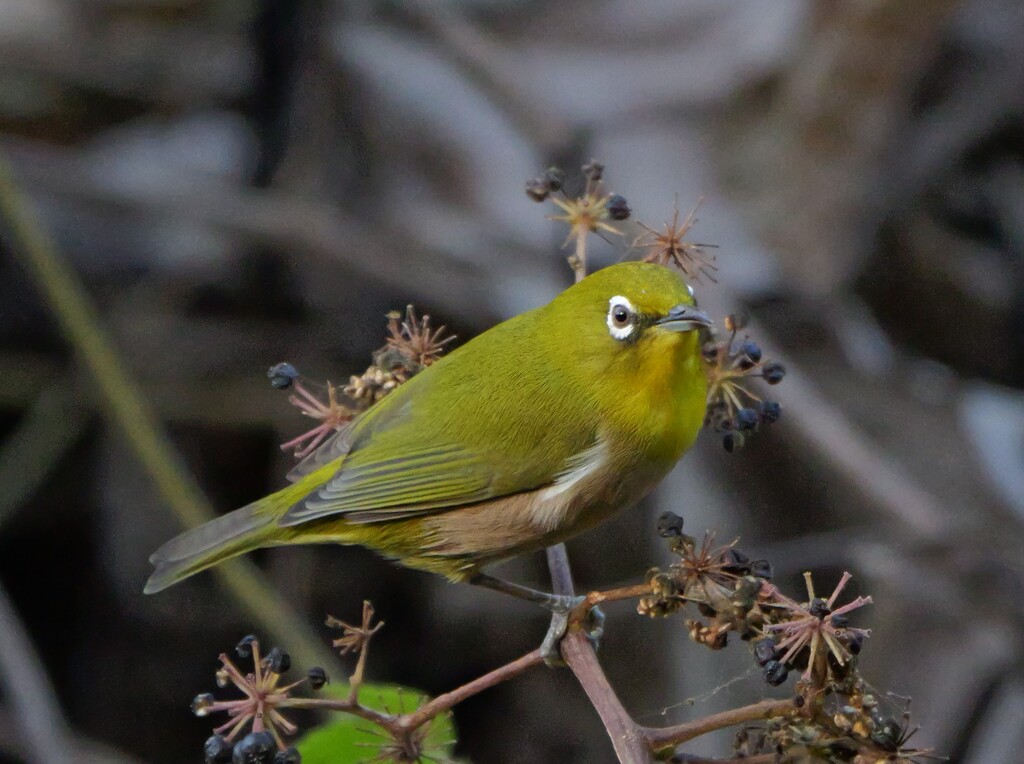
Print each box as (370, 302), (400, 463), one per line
(539, 596), (605, 667)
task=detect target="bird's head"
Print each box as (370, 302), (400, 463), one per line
(551, 261), (710, 353)
(541, 261), (710, 439)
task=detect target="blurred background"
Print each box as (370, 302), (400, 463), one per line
(1, 0), (1023, 762)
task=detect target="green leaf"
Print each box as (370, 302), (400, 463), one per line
(296, 683), (458, 763)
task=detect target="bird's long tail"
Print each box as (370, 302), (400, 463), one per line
(144, 501), (277, 594)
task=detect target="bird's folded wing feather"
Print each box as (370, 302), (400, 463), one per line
(279, 441), (502, 525)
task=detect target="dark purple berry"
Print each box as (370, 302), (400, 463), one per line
(265, 647), (291, 674)
(723, 432), (744, 453)
(762, 362), (786, 385)
(656, 511), (684, 537)
(754, 638), (778, 666)
(760, 401), (782, 424)
(701, 342), (720, 364)
(525, 177), (549, 202)
(809, 599), (831, 619)
(750, 559), (773, 580)
(830, 614), (849, 629)
(236, 635), (257, 658)
(266, 362), (299, 387)
(582, 160), (604, 181)
(267, 362), (300, 390)
(543, 167), (565, 192)
(307, 666), (328, 690)
(848, 633), (864, 655)
(721, 548), (751, 574)
(870, 718), (902, 752)
(205, 735), (233, 764)
(763, 660), (789, 686)
(192, 693), (215, 716)
(735, 407), (759, 431)
(738, 340), (762, 366)
(232, 731), (275, 764)
(605, 194), (631, 221)
(732, 577), (761, 611)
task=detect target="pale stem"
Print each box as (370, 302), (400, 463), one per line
(572, 227), (588, 283)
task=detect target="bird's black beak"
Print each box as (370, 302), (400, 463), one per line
(656, 304), (713, 332)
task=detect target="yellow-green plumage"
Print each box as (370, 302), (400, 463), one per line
(145, 262), (709, 594)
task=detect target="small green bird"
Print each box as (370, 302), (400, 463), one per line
(146, 262), (710, 650)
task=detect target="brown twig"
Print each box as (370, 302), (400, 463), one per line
(563, 579), (802, 760)
(587, 583), (653, 607)
(561, 631), (652, 763)
(280, 649), (544, 735)
(276, 696), (395, 730)
(671, 755), (778, 764)
(645, 698), (800, 752)
(327, 601), (385, 704)
(400, 649), (544, 730)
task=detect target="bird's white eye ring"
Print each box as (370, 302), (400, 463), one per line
(607, 295), (635, 340)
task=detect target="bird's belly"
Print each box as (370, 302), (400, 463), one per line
(406, 459), (671, 578)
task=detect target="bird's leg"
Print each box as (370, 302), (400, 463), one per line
(469, 572), (577, 610)
(468, 573), (605, 666)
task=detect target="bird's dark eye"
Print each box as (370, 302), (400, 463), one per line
(606, 296), (637, 340)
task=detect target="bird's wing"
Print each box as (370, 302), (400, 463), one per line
(278, 309), (600, 527)
(277, 390), (596, 527)
(279, 439), (502, 525)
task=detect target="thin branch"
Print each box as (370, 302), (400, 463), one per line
(645, 698), (800, 752)
(587, 583), (653, 607)
(280, 649), (544, 734)
(277, 697), (395, 729)
(671, 755), (778, 764)
(0, 152), (343, 678)
(561, 631), (652, 764)
(570, 227), (589, 284)
(401, 649), (544, 730)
